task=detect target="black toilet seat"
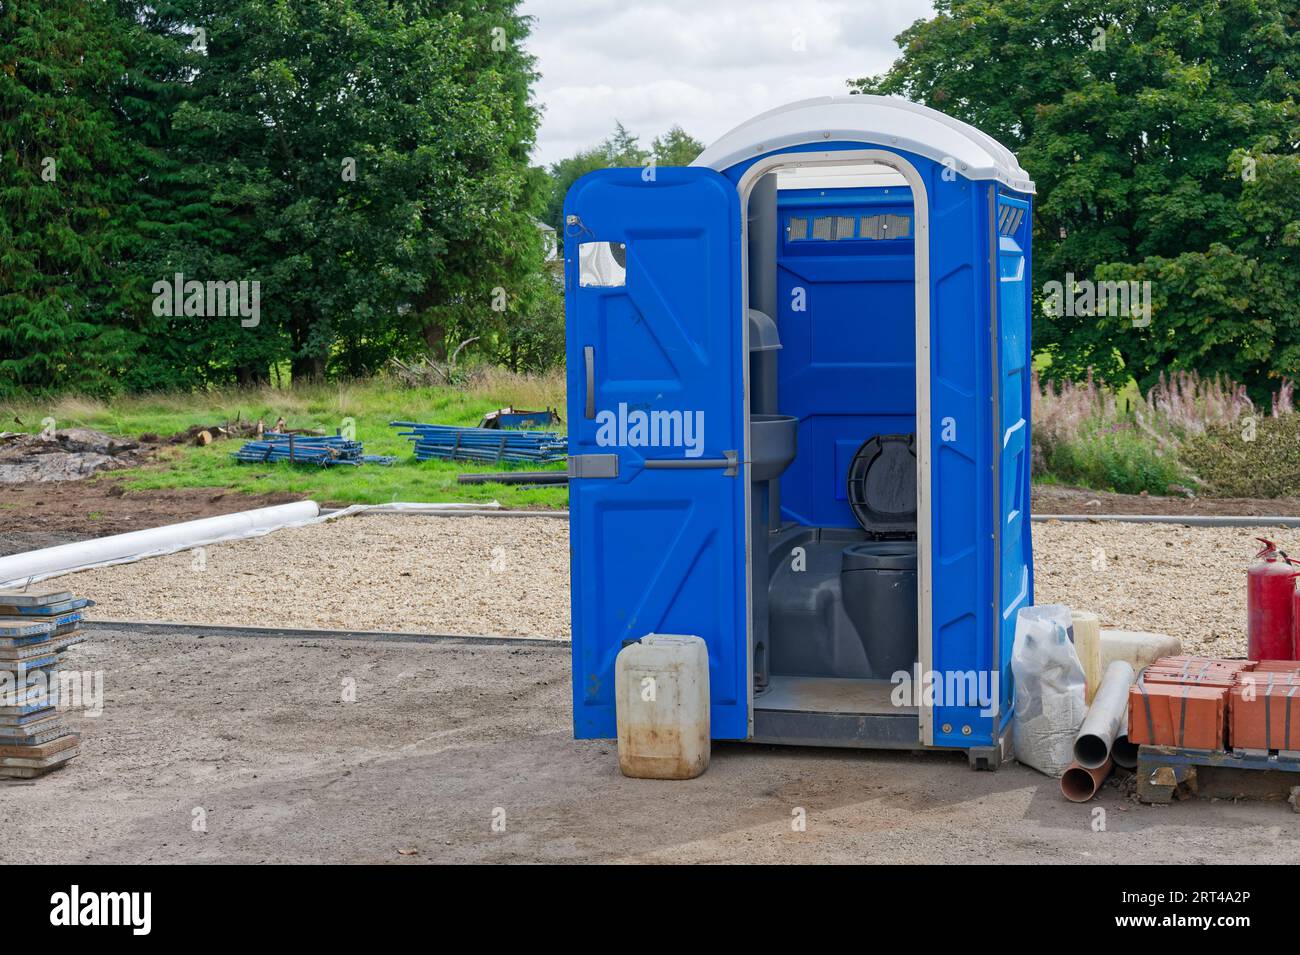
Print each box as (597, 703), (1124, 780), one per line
(846, 433), (917, 539)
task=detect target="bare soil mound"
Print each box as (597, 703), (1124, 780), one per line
(0, 429), (147, 483)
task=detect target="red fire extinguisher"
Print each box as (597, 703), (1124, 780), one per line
(1293, 580), (1300, 662)
(1247, 538), (1299, 661)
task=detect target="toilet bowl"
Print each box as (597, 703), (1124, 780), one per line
(840, 541), (918, 678)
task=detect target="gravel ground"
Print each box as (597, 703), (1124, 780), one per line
(1031, 520), (1293, 658)
(56, 513), (1285, 657)
(61, 513), (571, 638)
(4, 628), (1296, 864)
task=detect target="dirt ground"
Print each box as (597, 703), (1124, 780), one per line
(1031, 484), (1300, 517)
(0, 481), (303, 557)
(1, 628), (1293, 864)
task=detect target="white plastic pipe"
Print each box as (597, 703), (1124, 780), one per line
(1111, 729), (1138, 769)
(0, 501), (320, 587)
(1072, 660), (1136, 769)
(1100, 630), (1182, 672)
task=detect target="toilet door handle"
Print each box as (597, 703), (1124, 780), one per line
(583, 346), (595, 419)
(643, 450), (738, 477)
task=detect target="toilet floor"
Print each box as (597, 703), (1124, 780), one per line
(756, 675), (911, 715)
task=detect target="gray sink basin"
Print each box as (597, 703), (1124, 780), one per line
(749, 414), (797, 481)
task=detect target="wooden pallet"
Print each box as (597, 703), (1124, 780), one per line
(1137, 744), (1300, 809)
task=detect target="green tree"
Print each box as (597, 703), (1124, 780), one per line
(116, 0), (284, 390)
(410, 0), (544, 364)
(478, 264), (565, 373)
(3, 0), (547, 392)
(853, 0), (1300, 398)
(146, 0), (540, 380)
(651, 125), (704, 166)
(429, 160), (560, 373)
(0, 0), (143, 396)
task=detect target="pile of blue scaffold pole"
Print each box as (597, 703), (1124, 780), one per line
(389, 421), (566, 465)
(231, 433), (396, 467)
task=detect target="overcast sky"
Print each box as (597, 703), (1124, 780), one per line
(519, 0), (937, 167)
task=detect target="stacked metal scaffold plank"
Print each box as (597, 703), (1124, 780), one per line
(390, 421), (566, 465)
(0, 589), (91, 778)
(232, 433), (396, 467)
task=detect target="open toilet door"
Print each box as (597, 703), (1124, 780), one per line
(994, 193), (1034, 727)
(564, 167), (750, 741)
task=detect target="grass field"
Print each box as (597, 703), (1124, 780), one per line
(0, 369), (570, 508)
(10, 367), (1292, 507)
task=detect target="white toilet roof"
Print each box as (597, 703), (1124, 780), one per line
(693, 95), (1035, 194)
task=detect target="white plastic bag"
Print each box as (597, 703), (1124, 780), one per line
(1012, 604), (1086, 777)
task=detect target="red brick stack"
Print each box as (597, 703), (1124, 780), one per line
(1230, 662), (1300, 754)
(1127, 656), (1255, 751)
(1251, 660), (1300, 674)
(1128, 656), (1300, 754)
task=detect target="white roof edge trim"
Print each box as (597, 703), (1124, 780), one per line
(693, 95), (1036, 195)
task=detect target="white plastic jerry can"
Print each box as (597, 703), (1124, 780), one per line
(614, 634), (711, 780)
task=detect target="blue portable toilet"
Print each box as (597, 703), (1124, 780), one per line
(563, 95), (1035, 767)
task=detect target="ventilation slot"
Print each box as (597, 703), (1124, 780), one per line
(860, 213), (912, 239)
(998, 205), (1025, 236)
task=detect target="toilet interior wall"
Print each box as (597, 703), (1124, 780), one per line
(768, 173), (919, 530)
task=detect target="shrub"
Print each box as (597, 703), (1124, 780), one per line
(1181, 416), (1300, 498)
(1031, 371), (1114, 473)
(1137, 371), (1256, 437)
(1032, 369), (1295, 496)
(1037, 421), (1189, 495)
